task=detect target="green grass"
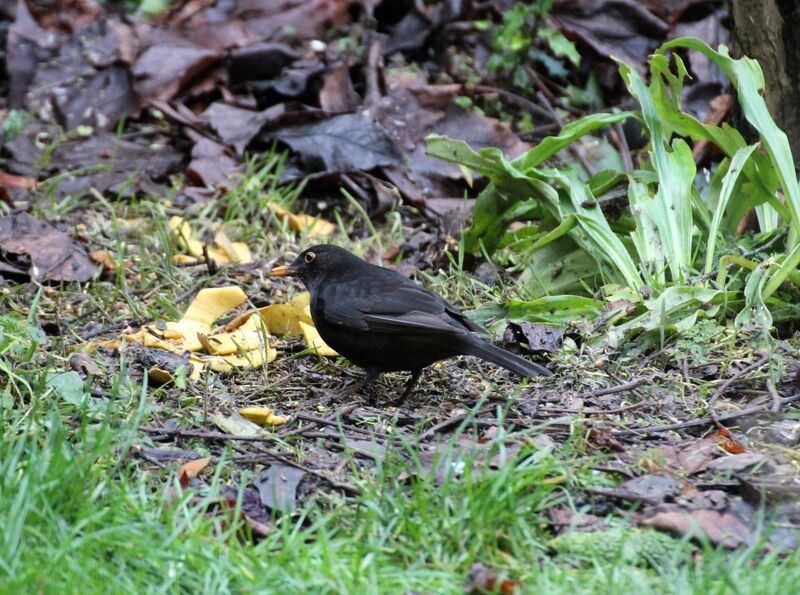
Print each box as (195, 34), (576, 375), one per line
(2, 154), (800, 594)
(2, 377), (800, 594)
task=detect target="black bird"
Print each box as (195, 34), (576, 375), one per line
(269, 245), (551, 402)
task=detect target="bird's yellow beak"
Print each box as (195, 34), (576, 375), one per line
(268, 264), (299, 277)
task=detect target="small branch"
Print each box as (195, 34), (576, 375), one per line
(419, 405), (494, 441)
(614, 392), (800, 436)
(139, 426), (277, 443)
(583, 486), (659, 506)
(577, 376), (654, 400)
(538, 401), (646, 416)
(707, 352), (771, 425)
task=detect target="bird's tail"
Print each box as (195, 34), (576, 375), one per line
(464, 340), (552, 377)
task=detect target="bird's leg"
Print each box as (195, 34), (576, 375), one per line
(334, 369), (379, 402)
(392, 368), (423, 405)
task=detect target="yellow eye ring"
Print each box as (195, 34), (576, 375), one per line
(304, 251), (316, 263)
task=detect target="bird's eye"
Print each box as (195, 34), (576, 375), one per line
(304, 251), (316, 264)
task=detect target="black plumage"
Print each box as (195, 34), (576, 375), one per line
(270, 244), (551, 402)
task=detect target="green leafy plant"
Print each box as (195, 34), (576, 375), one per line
(477, 1), (579, 88)
(428, 38), (800, 344)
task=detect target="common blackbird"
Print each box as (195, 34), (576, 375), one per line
(269, 245), (551, 402)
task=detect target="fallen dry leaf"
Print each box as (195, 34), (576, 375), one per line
(550, 0), (668, 75)
(255, 464), (306, 513)
(186, 137), (243, 188)
(211, 411), (267, 437)
(639, 506), (753, 548)
(177, 456), (213, 488)
(375, 81), (529, 203)
(0, 171), (36, 190)
(466, 562), (519, 594)
(0, 212), (95, 282)
(271, 111), (401, 174)
(89, 249), (118, 272)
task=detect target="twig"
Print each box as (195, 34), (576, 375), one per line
(611, 123), (633, 173)
(577, 376), (654, 400)
(277, 403), (361, 439)
(708, 352), (770, 425)
(538, 401), (646, 416)
(364, 38), (385, 107)
(471, 84), (552, 120)
(139, 426), (277, 443)
(614, 392), (800, 436)
(765, 378), (781, 413)
(80, 320), (133, 340)
(293, 412), (397, 441)
(583, 486), (659, 506)
(534, 90), (594, 175)
(419, 405), (494, 441)
(230, 449), (360, 495)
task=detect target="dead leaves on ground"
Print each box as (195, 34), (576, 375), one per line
(0, 212), (95, 282)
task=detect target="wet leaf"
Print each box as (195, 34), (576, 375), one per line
(0, 213), (95, 282)
(133, 44), (224, 102)
(186, 138), (242, 188)
(255, 464), (305, 513)
(639, 506), (753, 548)
(211, 412), (266, 437)
(617, 474), (683, 503)
(504, 322), (562, 353)
(378, 83), (529, 203)
(46, 371), (86, 406)
(551, 0), (668, 75)
(272, 112), (401, 174)
(201, 102), (287, 155)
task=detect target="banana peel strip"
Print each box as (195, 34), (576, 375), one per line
(86, 284), (336, 381)
(169, 216), (252, 265)
(266, 203), (336, 238)
(239, 407), (288, 426)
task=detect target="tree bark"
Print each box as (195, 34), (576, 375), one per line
(730, 0), (800, 166)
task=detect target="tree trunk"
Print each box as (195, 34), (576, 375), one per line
(730, 0), (800, 166)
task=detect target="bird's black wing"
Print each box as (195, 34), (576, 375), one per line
(318, 267), (480, 336)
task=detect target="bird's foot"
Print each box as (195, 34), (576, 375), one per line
(388, 369), (423, 407)
(329, 370), (379, 404)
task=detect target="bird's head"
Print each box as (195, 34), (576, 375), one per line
(268, 244), (361, 290)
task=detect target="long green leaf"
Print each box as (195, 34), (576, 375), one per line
(517, 111), (638, 170)
(660, 38), (800, 245)
(543, 168), (643, 289)
(705, 144), (759, 274)
(761, 242), (800, 301)
(627, 178), (665, 286)
(620, 62), (696, 283)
